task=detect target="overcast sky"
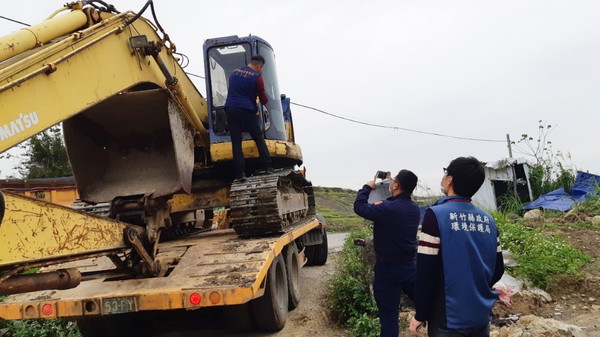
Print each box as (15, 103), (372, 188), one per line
(1, 0), (599, 195)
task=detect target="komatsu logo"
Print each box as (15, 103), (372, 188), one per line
(0, 112), (39, 141)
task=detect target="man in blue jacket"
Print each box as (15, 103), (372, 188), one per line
(225, 54), (273, 182)
(354, 170), (420, 337)
(409, 157), (504, 336)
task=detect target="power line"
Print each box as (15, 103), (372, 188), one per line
(291, 102), (505, 143)
(0, 15), (502, 144)
(0, 15), (30, 27)
(186, 72), (204, 79)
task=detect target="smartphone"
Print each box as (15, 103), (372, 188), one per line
(375, 170), (388, 180)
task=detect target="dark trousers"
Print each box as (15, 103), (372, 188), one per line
(427, 323), (490, 337)
(225, 107), (271, 177)
(373, 259), (416, 337)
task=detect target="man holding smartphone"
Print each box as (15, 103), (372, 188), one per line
(354, 169), (420, 337)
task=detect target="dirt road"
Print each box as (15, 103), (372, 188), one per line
(153, 233), (348, 337)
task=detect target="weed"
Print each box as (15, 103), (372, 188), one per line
(494, 212), (593, 289)
(497, 193), (524, 214)
(347, 313), (381, 337)
(573, 193), (600, 215)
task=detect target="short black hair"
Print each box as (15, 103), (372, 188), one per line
(446, 156), (485, 198)
(395, 169), (418, 195)
(250, 54), (266, 65)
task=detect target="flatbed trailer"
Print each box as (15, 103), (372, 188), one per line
(0, 216), (326, 334)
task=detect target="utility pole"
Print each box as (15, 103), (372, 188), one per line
(506, 134), (513, 158)
(506, 133), (518, 197)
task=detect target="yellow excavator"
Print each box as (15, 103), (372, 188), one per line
(0, 2), (326, 334)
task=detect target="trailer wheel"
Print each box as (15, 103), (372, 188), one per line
(306, 227), (328, 266)
(251, 253), (288, 331)
(285, 242), (301, 310)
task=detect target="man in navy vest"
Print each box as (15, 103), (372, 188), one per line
(409, 157), (504, 336)
(354, 170), (420, 337)
(225, 54), (274, 182)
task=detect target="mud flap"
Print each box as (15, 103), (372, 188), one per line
(63, 89), (195, 203)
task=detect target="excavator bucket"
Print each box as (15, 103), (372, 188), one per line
(63, 89), (195, 203)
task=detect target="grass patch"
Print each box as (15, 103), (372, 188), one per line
(494, 212), (593, 290)
(543, 221), (597, 230)
(0, 320), (80, 337)
(314, 187), (365, 232)
(572, 193), (600, 214)
(318, 206), (366, 232)
(325, 226), (380, 336)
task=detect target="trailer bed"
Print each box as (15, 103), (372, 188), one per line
(0, 217), (319, 320)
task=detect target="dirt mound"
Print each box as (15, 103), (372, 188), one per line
(492, 315), (585, 337)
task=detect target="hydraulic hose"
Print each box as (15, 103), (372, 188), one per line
(124, 0), (152, 27)
(0, 190), (4, 225)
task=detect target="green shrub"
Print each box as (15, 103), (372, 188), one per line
(528, 164), (575, 199)
(495, 212), (593, 289)
(325, 226), (379, 336)
(347, 313), (381, 337)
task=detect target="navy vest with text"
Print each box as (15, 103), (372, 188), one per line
(430, 196), (499, 329)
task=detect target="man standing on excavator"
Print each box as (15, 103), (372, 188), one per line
(225, 54), (274, 182)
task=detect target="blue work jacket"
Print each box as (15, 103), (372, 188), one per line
(354, 185), (420, 262)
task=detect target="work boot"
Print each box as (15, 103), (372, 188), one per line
(234, 174), (247, 183)
(255, 167), (275, 176)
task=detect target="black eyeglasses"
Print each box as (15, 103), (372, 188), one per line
(443, 167), (447, 173)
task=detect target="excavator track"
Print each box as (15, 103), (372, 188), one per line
(230, 170), (315, 237)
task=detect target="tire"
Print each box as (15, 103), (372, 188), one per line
(284, 242), (301, 310)
(306, 227), (328, 266)
(223, 302), (256, 332)
(251, 254), (288, 331)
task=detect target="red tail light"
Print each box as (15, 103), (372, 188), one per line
(41, 304), (53, 315)
(189, 293), (202, 305)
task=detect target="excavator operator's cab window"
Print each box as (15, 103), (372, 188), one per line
(256, 42), (285, 141)
(207, 44), (251, 135)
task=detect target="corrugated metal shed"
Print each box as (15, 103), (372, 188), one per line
(472, 158), (534, 211)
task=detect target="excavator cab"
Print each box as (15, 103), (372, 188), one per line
(203, 36), (301, 171)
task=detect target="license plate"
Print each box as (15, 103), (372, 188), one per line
(102, 297), (136, 314)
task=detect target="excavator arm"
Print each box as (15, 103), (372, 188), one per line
(0, 2), (209, 291)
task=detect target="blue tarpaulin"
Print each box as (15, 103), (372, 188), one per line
(523, 171), (600, 212)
